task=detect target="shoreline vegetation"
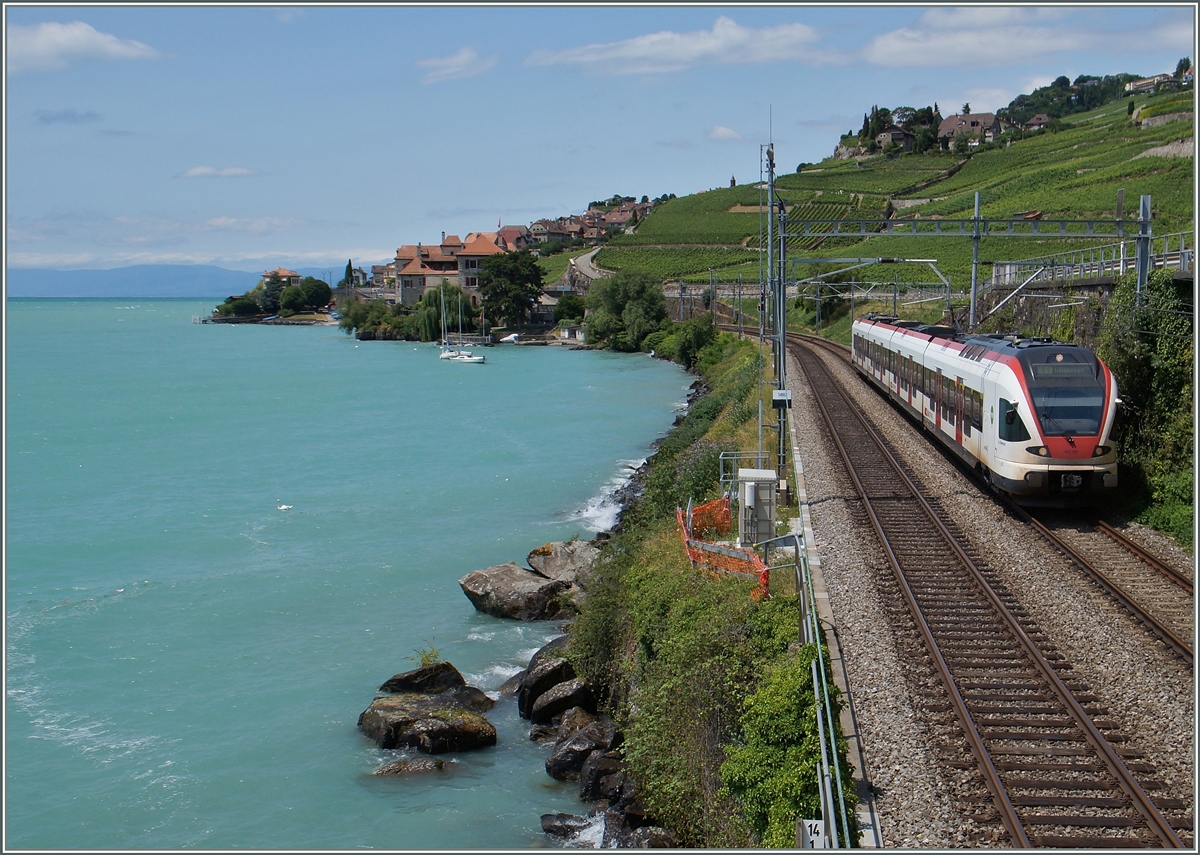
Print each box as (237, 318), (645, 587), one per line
(398, 326), (858, 847)
(557, 332), (858, 847)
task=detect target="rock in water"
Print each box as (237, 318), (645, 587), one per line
(540, 813), (592, 837)
(374, 757), (445, 775)
(358, 693), (497, 753)
(545, 721), (621, 781)
(526, 540), (600, 584)
(517, 655), (576, 719)
(378, 661), (466, 694)
(530, 677), (592, 724)
(458, 562), (572, 621)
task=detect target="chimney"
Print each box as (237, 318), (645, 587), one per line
(442, 231), (446, 242)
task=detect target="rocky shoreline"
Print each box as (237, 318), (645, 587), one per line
(355, 379), (707, 847)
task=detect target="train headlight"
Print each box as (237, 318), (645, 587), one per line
(1026, 445), (1050, 457)
(1092, 445), (1111, 457)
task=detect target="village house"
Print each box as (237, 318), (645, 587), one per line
(456, 232), (506, 295)
(875, 124), (916, 152)
(937, 112), (1001, 146)
(497, 225), (531, 252)
(395, 238), (460, 305)
(1124, 73), (1175, 95)
(262, 267), (301, 288)
(370, 262), (396, 288)
(392, 230), (510, 306)
(1024, 113), (1053, 131)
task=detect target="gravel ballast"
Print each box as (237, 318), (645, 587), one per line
(785, 343), (1195, 847)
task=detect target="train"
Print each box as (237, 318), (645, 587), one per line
(850, 314), (1120, 505)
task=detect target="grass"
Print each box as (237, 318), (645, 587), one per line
(537, 247), (591, 284)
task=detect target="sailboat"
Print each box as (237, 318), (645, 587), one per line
(448, 292), (485, 363)
(438, 283), (461, 359)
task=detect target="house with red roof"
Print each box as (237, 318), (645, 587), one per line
(262, 267), (301, 288)
(457, 232), (506, 294)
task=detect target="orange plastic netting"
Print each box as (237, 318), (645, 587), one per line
(677, 498), (770, 599)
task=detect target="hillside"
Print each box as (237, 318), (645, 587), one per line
(596, 89), (1193, 289)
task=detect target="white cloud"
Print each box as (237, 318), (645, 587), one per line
(203, 216), (308, 234)
(179, 166), (259, 179)
(865, 22), (1091, 68)
(960, 87), (1019, 115)
(414, 47), (497, 84)
(7, 21), (161, 74)
(708, 125), (743, 142)
(526, 16), (828, 75)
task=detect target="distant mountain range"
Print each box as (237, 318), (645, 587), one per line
(5, 265), (339, 299)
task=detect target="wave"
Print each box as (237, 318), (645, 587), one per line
(563, 458), (645, 533)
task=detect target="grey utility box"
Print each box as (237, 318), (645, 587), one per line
(737, 468), (778, 547)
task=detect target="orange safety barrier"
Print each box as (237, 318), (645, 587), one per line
(689, 495), (732, 537)
(677, 503), (770, 599)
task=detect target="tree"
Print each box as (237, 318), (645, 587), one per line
(299, 276), (332, 310)
(341, 259), (353, 288)
(479, 250), (544, 327)
(952, 131), (972, 154)
(961, 102), (971, 115)
(554, 292), (586, 324)
(280, 285), (305, 313)
(257, 273), (284, 314)
(225, 296), (259, 316)
(584, 270), (667, 352)
(1176, 57), (1192, 80)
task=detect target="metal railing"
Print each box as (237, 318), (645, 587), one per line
(990, 230), (1194, 286)
(755, 531), (852, 848)
(719, 450), (770, 497)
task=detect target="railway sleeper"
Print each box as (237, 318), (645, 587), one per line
(1005, 777), (1150, 790)
(1029, 834), (1151, 848)
(994, 760), (1106, 772)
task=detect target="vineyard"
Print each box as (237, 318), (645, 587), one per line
(600, 88), (1191, 285)
(594, 245), (762, 278)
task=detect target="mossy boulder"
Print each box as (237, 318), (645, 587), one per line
(358, 693), (497, 754)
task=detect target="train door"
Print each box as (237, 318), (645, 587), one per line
(934, 368), (942, 430)
(955, 377), (964, 445)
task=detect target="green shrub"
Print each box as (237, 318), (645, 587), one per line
(720, 646), (859, 847)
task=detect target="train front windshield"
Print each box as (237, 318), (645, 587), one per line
(1023, 356), (1106, 437)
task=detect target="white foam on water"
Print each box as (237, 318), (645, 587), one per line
(566, 812), (606, 848)
(563, 458), (645, 533)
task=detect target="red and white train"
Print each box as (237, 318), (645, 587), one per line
(851, 314), (1120, 505)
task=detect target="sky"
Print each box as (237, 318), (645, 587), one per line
(4, 3), (1195, 273)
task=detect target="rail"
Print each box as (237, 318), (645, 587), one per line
(790, 335), (1184, 847)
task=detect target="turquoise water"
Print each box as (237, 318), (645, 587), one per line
(5, 299), (689, 850)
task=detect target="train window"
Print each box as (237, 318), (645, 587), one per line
(999, 398), (1031, 442)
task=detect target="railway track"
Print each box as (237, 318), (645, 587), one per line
(785, 330), (1194, 668)
(789, 336), (1188, 848)
(1019, 509), (1194, 666)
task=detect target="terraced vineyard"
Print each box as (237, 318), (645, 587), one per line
(603, 89), (1192, 288)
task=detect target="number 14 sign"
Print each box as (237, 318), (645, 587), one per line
(800, 819), (828, 848)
